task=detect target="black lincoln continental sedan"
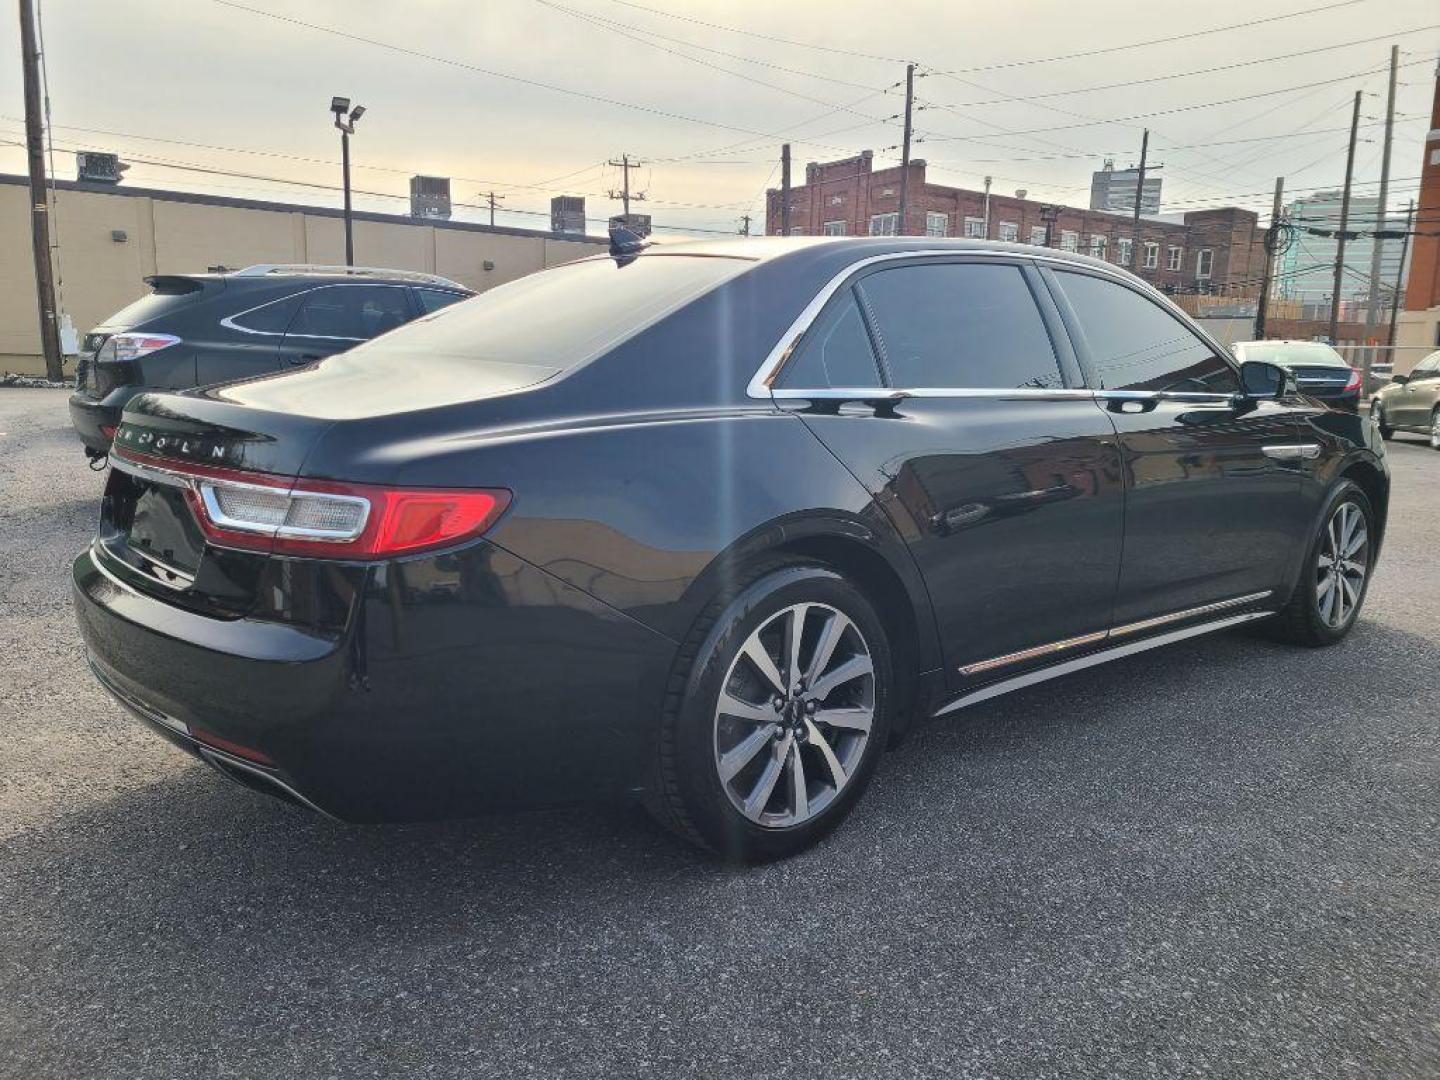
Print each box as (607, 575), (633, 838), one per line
(75, 236), (1388, 860)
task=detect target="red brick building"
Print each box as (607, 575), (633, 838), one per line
(766, 151), (1265, 296)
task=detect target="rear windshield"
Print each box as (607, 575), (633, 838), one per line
(101, 284), (204, 329)
(357, 254), (752, 374)
(1242, 342), (1347, 368)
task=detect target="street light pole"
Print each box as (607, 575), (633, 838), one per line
(330, 96), (365, 267)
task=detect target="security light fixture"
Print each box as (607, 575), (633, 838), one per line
(331, 96), (350, 114)
(329, 95), (366, 265)
(349, 105), (365, 123)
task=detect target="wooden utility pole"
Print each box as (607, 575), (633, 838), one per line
(779, 144), (791, 236)
(1131, 128), (1149, 270)
(1254, 177), (1286, 340)
(483, 191), (504, 227)
(1386, 201), (1414, 348)
(19, 0), (62, 381)
(897, 63), (915, 236)
(1329, 90), (1362, 344)
(607, 154), (646, 218)
(1363, 44), (1399, 386)
(739, 213), (751, 237)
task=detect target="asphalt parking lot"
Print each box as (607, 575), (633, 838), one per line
(2, 387), (1437, 1079)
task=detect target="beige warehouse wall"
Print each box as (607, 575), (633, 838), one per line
(1, 181), (604, 376)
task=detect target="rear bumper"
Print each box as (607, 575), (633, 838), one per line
(74, 540), (677, 821)
(68, 389), (139, 455)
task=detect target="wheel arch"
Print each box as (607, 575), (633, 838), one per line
(1337, 452), (1388, 549)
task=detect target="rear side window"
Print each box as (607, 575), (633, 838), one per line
(777, 292), (882, 389)
(854, 262), (1062, 389)
(287, 286), (412, 340)
(227, 293), (303, 334)
(1054, 271), (1239, 393)
(416, 288), (469, 314)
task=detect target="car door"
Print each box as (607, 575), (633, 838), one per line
(773, 256), (1125, 686)
(279, 284), (417, 367)
(1042, 266), (1309, 627)
(1392, 352), (1440, 428)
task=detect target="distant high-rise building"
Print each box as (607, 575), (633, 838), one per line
(551, 195), (586, 236)
(1090, 159), (1161, 215)
(1277, 190), (1407, 309)
(409, 175), (451, 220)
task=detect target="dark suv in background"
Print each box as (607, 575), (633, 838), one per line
(69, 265), (472, 458)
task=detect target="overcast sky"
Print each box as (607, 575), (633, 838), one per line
(1, 0), (1436, 236)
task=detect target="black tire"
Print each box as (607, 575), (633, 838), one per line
(1370, 400), (1393, 441)
(1268, 480), (1375, 647)
(647, 559), (893, 861)
(1430, 407), (1440, 451)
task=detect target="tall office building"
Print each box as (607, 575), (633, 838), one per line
(1089, 159), (1161, 215)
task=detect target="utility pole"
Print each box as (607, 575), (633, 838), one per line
(897, 63), (916, 236)
(982, 175), (992, 238)
(779, 143), (791, 236)
(1255, 177), (1285, 341)
(1386, 200), (1414, 348)
(607, 154), (646, 219)
(19, 0), (62, 381)
(483, 191), (504, 227)
(1363, 44), (1399, 385)
(330, 96), (364, 267)
(1131, 128), (1149, 271)
(738, 214), (752, 237)
(1329, 90), (1363, 344)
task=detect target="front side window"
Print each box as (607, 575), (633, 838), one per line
(1060, 230), (1079, 253)
(287, 286), (412, 340)
(1053, 270), (1238, 393)
(1197, 249), (1214, 279)
(1167, 246), (1183, 271)
(776, 292), (881, 389)
(963, 216), (985, 238)
(1142, 243), (1159, 270)
(998, 221), (1019, 243)
(869, 213), (898, 236)
(926, 212), (949, 238)
(823, 220), (846, 236)
(854, 262), (1062, 389)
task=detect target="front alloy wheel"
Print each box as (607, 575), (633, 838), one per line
(1316, 501), (1369, 629)
(714, 602), (874, 828)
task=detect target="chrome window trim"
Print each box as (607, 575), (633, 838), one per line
(109, 452), (194, 489)
(746, 248), (1214, 401)
(955, 590), (1272, 678)
(219, 282), (411, 341)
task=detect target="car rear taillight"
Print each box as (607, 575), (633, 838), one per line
(1344, 368), (1362, 392)
(95, 332), (182, 363)
(116, 450), (510, 559)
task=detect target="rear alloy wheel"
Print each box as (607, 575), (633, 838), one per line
(1269, 480), (1374, 646)
(1370, 400), (1392, 440)
(650, 562), (892, 861)
(1430, 408), (1440, 451)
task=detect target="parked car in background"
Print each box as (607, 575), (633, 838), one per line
(68, 265), (473, 458)
(74, 236), (1389, 861)
(1370, 349), (1440, 449)
(1231, 340), (1361, 412)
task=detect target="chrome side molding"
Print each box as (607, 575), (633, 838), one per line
(955, 591), (1272, 679)
(935, 609), (1274, 717)
(1261, 444), (1321, 461)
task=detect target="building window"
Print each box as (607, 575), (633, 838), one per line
(788, 227), (806, 236)
(998, 221), (1019, 243)
(829, 194), (845, 205)
(823, 220), (846, 236)
(1167, 246), (1183, 271)
(963, 216), (985, 238)
(869, 213), (898, 236)
(1116, 238), (1133, 265)
(1142, 242), (1159, 270)
(1088, 234), (1107, 260)
(925, 212), (949, 238)
(1196, 249), (1214, 279)
(1060, 230), (1079, 253)
(1029, 225), (1048, 246)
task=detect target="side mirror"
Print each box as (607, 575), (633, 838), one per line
(1239, 359), (1291, 400)
(1390, 372), (1410, 386)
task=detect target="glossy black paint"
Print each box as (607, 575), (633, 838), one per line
(73, 238), (1390, 821)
